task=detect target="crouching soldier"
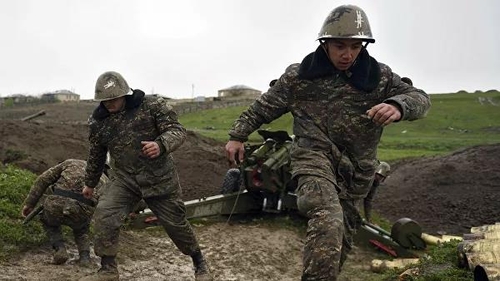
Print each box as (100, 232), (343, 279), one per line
(21, 159), (109, 266)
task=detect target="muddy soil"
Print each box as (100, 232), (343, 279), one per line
(1, 102), (499, 280)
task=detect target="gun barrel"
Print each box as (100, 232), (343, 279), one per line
(262, 142), (291, 171)
(22, 205), (44, 225)
(247, 140), (274, 164)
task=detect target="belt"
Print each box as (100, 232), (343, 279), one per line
(53, 188), (96, 207)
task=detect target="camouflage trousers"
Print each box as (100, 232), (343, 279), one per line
(296, 175), (363, 281)
(40, 195), (93, 252)
(92, 173), (200, 257)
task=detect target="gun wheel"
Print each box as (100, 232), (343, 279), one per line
(220, 168), (243, 194)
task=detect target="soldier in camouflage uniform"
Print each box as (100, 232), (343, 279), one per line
(225, 5), (431, 280)
(80, 71), (212, 281)
(363, 161), (390, 223)
(21, 159), (108, 266)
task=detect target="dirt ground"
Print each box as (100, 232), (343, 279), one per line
(1, 102), (499, 280)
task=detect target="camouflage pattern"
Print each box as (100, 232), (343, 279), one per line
(85, 92), (200, 258)
(296, 175), (363, 280)
(94, 71), (132, 101)
(401, 77), (413, 86)
(23, 159), (108, 252)
(85, 95), (186, 192)
(229, 63), (430, 201)
(93, 173), (199, 257)
(317, 5), (375, 43)
(228, 55), (430, 279)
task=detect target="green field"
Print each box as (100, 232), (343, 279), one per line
(180, 91), (500, 161)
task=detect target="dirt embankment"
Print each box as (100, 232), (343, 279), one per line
(375, 144), (500, 235)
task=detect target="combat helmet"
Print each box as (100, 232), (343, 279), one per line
(94, 71), (132, 101)
(317, 5), (375, 43)
(375, 162), (391, 177)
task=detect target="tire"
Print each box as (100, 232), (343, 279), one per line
(220, 168), (243, 194)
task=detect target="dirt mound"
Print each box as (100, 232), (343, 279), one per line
(0, 119), (226, 201)
(374, 144), (500, 235)
(173, 130), (227, 200)
(0, 120), (89, 173)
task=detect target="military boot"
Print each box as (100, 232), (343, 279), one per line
(79, 256), (119, 281)
(191, 249), (213, 281)
(77, 250), (92, 267)
(53, 243), (69, 265)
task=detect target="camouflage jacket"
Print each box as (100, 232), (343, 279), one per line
(23, 159), (108, 208)
(229, 47), (430, 199)
(84, 90), (186, 197)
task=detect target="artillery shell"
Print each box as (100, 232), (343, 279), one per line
(471, 224), (500, 234)
(466, 252), (500, 269)
(473, 264), (500, 281)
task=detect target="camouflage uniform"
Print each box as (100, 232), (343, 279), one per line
(228, 47), (430, 280)
(23, 159), (108, 261)
(84, 89), (200, 258)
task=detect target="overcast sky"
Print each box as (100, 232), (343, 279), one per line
(1, 0), (498, 100)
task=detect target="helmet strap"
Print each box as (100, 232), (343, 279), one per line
(350, 42), (370, 68)
(320, 40), (330, 61)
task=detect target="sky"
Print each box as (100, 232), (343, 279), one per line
(0, 0), (499, 100)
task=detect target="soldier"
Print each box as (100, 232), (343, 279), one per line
(80, 71), (212, 281)
(225, 4), (431, 280)
(21, 159), (108, 266)
(363, 161), (390, 223)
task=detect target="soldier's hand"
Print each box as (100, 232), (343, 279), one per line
(82, 186), (94, 199)
(366, 103), (402, 126)
(21, 205), (33, 217)
(141, 141), (161, 159)
(225, 140), (245, 167)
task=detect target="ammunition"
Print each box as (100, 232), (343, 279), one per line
(474, 264), (500, 281)
(471, 224), (500, 234)
(467, 251), (500, 269)
(462, 240), (500, 254)
(370, 258), (419, 273)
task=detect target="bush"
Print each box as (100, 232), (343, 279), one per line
(0, 165), (46, 260)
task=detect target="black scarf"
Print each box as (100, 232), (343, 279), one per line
(92, 89), (145, 120)
(298, 46), (381, 92)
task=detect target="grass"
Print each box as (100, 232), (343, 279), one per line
(0, 164), (46, 260)
(378, 240), (473, 281)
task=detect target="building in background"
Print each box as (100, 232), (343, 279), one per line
(217, 85), (261, 99)
(41, 90), (80, 102)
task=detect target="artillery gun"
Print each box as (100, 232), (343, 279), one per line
(131, 130), (426, 258)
